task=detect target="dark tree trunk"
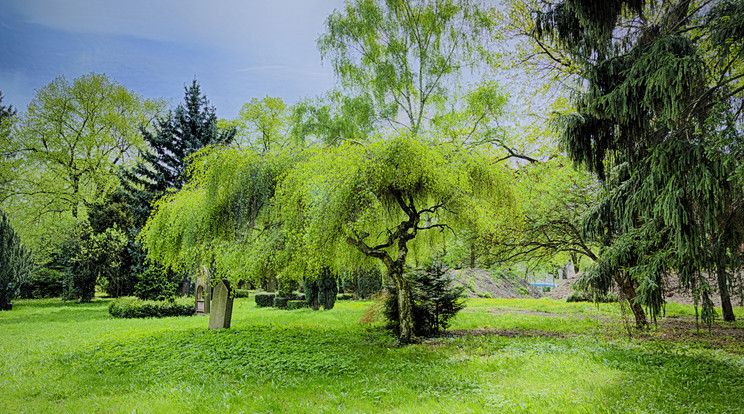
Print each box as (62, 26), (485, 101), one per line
(616, 272), (647, 328)
(716, 265), (736, 322)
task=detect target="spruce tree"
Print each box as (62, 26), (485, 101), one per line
(120, 80), (236, 294)
(534, 0), (744, 324)
(121, 79), (236, 227)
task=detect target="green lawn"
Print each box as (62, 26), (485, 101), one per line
(2, 297), (743, 413)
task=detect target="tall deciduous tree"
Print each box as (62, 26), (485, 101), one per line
(2, 73), (163, 252)
(533, 0), (744, 324)
(318, 0), (498, 136)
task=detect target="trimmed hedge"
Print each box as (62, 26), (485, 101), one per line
(287, 300), (307, 310)
(108, 297), (194, 318)
(255, 292), (276, 307)
(274, 296), (289, 309)
(235, 289), (251, 298)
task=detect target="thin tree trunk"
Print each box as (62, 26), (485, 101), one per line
(717, 264), (736, 322)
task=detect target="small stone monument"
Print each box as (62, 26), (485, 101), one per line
(208, 279), (233, 330)
(195, 266), (211, 316)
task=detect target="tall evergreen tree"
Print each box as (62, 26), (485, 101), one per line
(120, 80), (236, 294)
(121, 79), (236, 227)
(533, 0), (744, 324)
(0, 211), (34, 310)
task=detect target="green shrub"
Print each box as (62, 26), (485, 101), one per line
(274, 296), (289, 309)
(235, 289), (251, 298)
(133, 265), (179, 301)
(19, 267), (64, 299)
(108, 297), (194, 318)
(304, 270), (337, 310)
(384, 257), (466, 337)
(287, 300), (307, 310)
(0, 211), (34, 309)
(255, 292), (276, 307)
(566, 291), (619, 303)
(517, 286), (529, 296)
(337, 293), (354, 301)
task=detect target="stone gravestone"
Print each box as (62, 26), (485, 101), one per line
(208, 279), (233, 330)
(194, 266), (211, 316)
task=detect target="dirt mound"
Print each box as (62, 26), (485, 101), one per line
(447, 268), (542, 299)
(545, 272), (582, 300)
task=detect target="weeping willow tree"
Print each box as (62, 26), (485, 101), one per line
(534, 0), (744, 325)
(140, 134), (516, 343)
(139, 146), (297, 287)
(274, 133), (516, 343)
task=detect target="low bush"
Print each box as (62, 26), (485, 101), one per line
(337, 293), (354, 301)
(108, 297), (194, 318)
(255, 292), (276, 307)
(274, 296), (289, 309)
(384, 257), (465, 337)
(287, 300), (307, 310)
(566, 291), (619, 303)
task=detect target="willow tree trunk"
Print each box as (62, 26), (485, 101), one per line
(389, 262), (415, 344)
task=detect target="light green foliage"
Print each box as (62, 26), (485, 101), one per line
(318, 0), (497, 135)
(276, 133), (516, 277)
(140, 146), (295, 282)
(489, 156), (599, 267)
(226, 96), (290, 152)
(2, 73), (163, 252)
(289, 90), (376, 146)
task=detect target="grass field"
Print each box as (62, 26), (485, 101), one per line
(2, 296), (743, 413)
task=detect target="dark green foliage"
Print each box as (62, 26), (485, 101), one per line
(342, 267), (383, 299)
(0, 211), (34, 309)
(108, 297), (195, 318)
(317, 271), (338, 310)
(303, 271), (338, 310)
(286, 300), (307, 310)
(19, 267), (64, 299)
(535, 0), (744, 325)
(234, 289), (251, 298)
(255, 292), (276, 307)
(273, 296), (289, 309)
(303, 278), (320, 310)
(384, 259), (466, 337)
(133, 265), (179, 301)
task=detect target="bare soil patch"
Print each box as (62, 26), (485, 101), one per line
(448, 268), (541, 299)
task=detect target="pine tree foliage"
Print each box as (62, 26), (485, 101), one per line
(0, 211), (34, 309)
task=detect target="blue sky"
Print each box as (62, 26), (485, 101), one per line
(0, 0), (347, 119)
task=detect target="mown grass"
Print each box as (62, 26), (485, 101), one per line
(2, 297), (743, 413)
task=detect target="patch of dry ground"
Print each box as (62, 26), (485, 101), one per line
(447, 268), (541, 299)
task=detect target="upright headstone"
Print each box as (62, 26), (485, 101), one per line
(195, 265), (211, 316)
(208, 279), (233, 330)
